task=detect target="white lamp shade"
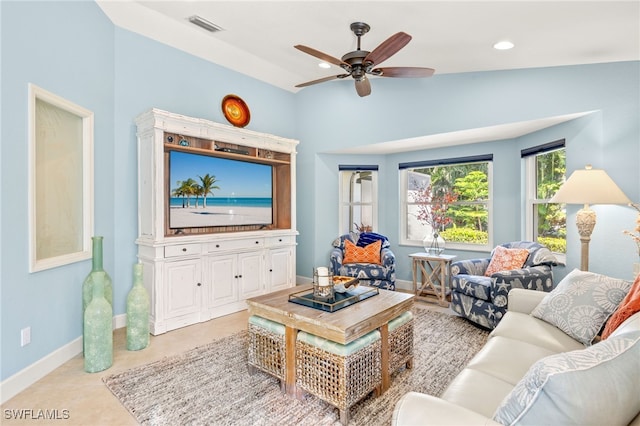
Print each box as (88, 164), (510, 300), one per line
(549, 166), (631, 205)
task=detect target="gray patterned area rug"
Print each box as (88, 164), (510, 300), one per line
(103, 308), (489, 425)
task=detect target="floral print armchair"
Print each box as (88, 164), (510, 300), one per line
(330, 232), (396, 290)
(450, 241), (558, 329)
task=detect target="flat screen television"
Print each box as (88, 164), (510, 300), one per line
(168, 150), (273, 229)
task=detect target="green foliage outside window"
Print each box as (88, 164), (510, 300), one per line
(412, 163), (489, 244)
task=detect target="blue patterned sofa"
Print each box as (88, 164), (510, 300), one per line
(449, 241), (558, 329)
(330, 232), (396, 290)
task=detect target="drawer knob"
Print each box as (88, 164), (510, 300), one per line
(197, 282), (202, 287)
(216, 244), (220, 248)
(182, 248), (187, 252)
(279, 238), (282, 242)
(255, 241), (259, 244)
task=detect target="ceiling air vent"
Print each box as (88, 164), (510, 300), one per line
(188, 15), (223, 33)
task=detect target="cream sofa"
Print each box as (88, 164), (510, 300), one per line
(392, 288), (640, 426)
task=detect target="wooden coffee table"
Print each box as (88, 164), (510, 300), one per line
(246, 284), (414, 397)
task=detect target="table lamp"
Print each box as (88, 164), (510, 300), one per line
(549, 165), (631, 271)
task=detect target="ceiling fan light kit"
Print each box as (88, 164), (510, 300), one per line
(294, 22), (435, 97)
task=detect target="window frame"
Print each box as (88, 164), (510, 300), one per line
(399, 156), (493, 252)
(523, 140), (566, 263)
(338, 166), (378, 235)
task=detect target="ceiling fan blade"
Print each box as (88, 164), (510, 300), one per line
(363, 32), (412, 66)
(294, 45), (349, 68)
(374, 67), (435, 78)
(355, 77), (371, 97)
(295, 74), (349, 88)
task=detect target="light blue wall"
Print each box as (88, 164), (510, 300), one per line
(295, 62), (640, 283)
(0, 1), (296, 382)
(1, 1), (115, 381)
(1, 0), (639, 386)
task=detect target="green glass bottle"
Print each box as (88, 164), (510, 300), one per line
(82, 236), (113, 311)
(83, 271), (113, 373)
(82, 236), (113, 355)
(126, 263), (150, 351)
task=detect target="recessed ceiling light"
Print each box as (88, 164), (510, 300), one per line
(493, 40), (514, 50)
(318, 62), (331, 69)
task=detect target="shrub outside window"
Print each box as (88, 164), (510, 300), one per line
(524, 143), (566, 257)
(400, 156), (492, 251)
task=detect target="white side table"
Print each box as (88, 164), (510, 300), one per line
(409, 253), (457, 307)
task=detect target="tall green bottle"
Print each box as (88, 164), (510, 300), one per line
(82, 236), (113, 355)
(83, 271), (113, 373)
(126, 263), (150, 351)
(82, 236), (113, 312)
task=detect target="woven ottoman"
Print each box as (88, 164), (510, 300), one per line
(296, 329), (382, 424)
(388, 311), (414, 374)
(247, 315), (286, 389)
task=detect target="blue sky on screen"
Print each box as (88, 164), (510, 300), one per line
(170, 151), (272, 198)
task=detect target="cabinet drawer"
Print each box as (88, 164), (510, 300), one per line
(208, 239), (264, 252)
(266, 235), (295, 246)
(165, 244), (202, 258)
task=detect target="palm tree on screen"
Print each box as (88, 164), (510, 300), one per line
(198, 174), (221, 208)
(175, 178), (198, 208)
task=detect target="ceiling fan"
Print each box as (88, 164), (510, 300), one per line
(294, 22), (435, 97)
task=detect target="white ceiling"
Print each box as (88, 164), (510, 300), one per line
(97, 1), (639, 93)
(96, 1), (638, 151)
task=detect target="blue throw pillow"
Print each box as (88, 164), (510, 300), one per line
(356, 232), (390, 248)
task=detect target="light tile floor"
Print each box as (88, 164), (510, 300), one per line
(1, 300), (450, 425)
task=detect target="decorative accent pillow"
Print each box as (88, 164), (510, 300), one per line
(531, 268), (632, 345)
(493, 331), (640, 426)
(602, 273), (640, 339)
(343, 239), (381, 265)
(484, 245), (530, 277)
(356, 232), (390, 248)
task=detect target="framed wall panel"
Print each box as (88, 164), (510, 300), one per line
(28, 84), (94, 272)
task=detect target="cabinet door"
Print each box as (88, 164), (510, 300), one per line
(204, 254), (238, 308)
(164, 259), (201, 320)
(238, 251), (264, 299)
(266, 247), (293, 292)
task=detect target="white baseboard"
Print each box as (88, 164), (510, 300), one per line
(0, 336), (82, 404)
(1, 316), (126, 404)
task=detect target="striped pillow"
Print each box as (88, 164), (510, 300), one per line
(343, 239), (382, 265)
(356, 232), (390, 248)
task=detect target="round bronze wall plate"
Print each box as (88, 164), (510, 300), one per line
(221, 94), (250, 127)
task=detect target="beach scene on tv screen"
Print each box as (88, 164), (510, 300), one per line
(169, 151), (273, 228)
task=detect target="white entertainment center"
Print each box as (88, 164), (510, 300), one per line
(135, 108), (298, 335)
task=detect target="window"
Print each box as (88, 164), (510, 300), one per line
(523, 140), (566, 256)
(339, 166), (378, 234)
(399, 155), (492, 250)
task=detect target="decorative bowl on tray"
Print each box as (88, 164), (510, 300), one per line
(332, 276), (358, 293)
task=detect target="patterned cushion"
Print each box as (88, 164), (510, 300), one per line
(493, 331), (640, 426)
(484, 246), (529, 277)
(343, 239), (382, 265)
(531, 269), (632, 345)
(356, 232), (390, 248)
(602, 274), (640, 339)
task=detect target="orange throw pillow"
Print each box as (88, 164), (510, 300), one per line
(484, 245), (530, 277)
(602, 274), (640, 339)
(343, 239), (382, 265)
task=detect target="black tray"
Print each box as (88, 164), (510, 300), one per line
(288, 286), (379, 312)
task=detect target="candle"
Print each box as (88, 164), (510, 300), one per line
(317, 267), (329, 286)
